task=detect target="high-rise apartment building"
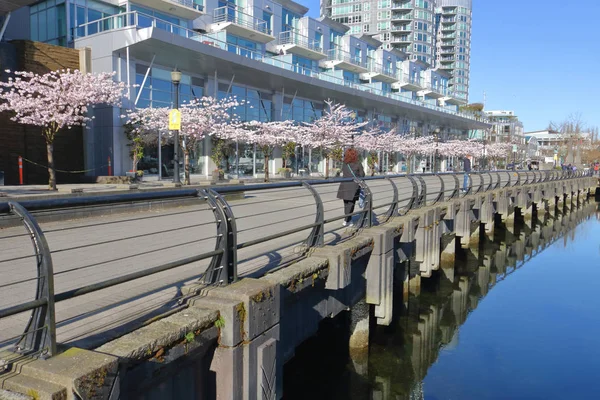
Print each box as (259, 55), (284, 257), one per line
(434, 0), (471, 102)
(322, 0), (472, 101)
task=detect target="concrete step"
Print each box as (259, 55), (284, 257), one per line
(1, 374), (66, 400)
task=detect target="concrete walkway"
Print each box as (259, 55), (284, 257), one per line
(0, 174), (450, 350)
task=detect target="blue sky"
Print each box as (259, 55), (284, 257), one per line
(302, 0), (600, 132)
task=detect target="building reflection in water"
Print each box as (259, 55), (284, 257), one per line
(369, 200), (598, 400)
(283, 199), (598, 400)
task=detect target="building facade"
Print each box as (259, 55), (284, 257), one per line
(3, 0), (487, 178)
(483, 110), (525, 145)
(322, 0), (472, 102)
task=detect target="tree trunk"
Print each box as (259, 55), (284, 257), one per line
(132, 154), (138, 173)
(184, 150), (191, 185)
(46, 141), (57, 191)
(264, 154), (269, 182)
(325, 155), (329, 179)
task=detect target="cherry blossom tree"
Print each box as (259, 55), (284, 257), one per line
(122, 106), (169, 174)
(301, 100), (368, 178)
(0, 69), (125, 190)
(123, 96), (242, 184)
(354, 126), (388, 175)
(395, 136), (434, 173)
(178, 97), (242, 184)
(240, 120), (295, 182)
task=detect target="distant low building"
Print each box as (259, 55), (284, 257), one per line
(484, 110), (525, 145)
(525, 129), (592, 165)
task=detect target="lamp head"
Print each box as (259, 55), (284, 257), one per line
(171, 69), (182, 84)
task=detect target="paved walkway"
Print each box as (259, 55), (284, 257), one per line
(0, 174), (457, 350)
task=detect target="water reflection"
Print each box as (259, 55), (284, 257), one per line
(284, 200), (600, 400)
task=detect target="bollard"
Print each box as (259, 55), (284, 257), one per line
(18, 156), (23, 185)
(108, 156), (112, 176)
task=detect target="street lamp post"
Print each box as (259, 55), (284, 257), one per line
(482, 139), (487, 171)
(433, 128), (440, 173)
(171, 69), (182, 184)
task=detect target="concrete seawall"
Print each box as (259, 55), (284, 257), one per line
(1, 175), (596, 400)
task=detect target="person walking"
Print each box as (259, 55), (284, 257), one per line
(463, 156), (471, 192)
(337, 148), (365, 227)
(594, 162), (599, 176)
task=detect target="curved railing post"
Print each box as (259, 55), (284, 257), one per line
(415, 175), (427, 207)
(8, 202), (57, 358)
(475, 172), (484, 193)
(405, 175), (420, 211)
(450, 173), (460, 198)
(383, 177), (399, 221)
(485, 172), (494, 191)
(434, 174), (445, 204)
(201, 189), (238, 285)
(465, 173), (473, 196)
(355, 179), (373, 229)
(301, 182), (325, 247)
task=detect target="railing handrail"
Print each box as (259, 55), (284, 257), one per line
(213, 5), (271, 35)
(279, 31), (323, 53)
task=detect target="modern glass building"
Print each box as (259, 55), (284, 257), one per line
(434, 0), (472, 102)
(322, 0), (472, 102)
(4, 0), (486, 178)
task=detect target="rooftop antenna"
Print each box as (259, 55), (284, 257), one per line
(483, 90), (486, 109)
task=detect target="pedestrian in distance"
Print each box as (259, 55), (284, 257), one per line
(337, 148), (365, 227)
(463, 156), (471, 192)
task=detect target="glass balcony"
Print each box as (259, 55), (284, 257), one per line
(136, 0), (203, 19)
(274, 31), (325, 59)
(73, 11), (482, 122)
(320, 48), (368, 73)
(392, 13), (413, 21)
(361, 61), (398, 83)
(212, 5), (273, 42)
(391, 25), (412, 32)
(392, 1), (412, 10)
(392, 75), (422, 91)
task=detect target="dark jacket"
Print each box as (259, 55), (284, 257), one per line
(337, 162), (365, 201)
(463, 157), (471, 173)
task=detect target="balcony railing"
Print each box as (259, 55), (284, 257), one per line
(366, 61), (395, 78)
(399, 75), (422, 86)
(278, 31), (323, 54)
(172, 0), (204, 11)
(73, 11), (481, 122)
(392, 2), (412, 9)
(213, 5), (270, 36)
(327, 49), (366, 69)
(392, 13), (413, 20)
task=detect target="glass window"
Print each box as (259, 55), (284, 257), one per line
(38, 9), (48, 41)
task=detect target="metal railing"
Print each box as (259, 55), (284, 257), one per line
(366, 61), (395, 78)
(326, 48), (367, 69)
(0, 170), (592, 365)
(171, 0), (204, 11)
(278, 31), (323, 54)
(213, 5), (271, 36)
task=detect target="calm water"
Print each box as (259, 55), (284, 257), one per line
(284, 201), (600, 400)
